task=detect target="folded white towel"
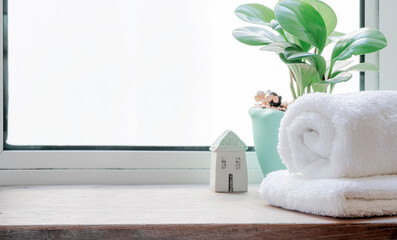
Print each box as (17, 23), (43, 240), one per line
(260, 170), (397, 218)
(278, 91), (397, 179)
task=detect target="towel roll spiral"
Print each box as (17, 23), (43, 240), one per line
(278, 91), (397, 178)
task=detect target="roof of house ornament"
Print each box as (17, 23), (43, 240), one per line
(209, 130), (248, 152)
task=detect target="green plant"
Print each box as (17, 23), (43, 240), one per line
(233, 0), (387, 99)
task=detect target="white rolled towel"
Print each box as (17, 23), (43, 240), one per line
(278, 91), (397, 178)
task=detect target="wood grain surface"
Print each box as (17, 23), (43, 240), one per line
(1, 224), (397, 240)
(0, 185), (396, 239)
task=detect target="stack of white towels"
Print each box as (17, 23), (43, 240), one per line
(259, 91), (397, 218)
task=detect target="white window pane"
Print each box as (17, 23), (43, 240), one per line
(6, 0), (359, 146)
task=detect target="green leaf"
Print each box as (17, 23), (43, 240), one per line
(235, 4), (275, 25)
(330, 70), (343, 79)
(270, 19), (281, 30)
(326, 59), (351, 74)
(279, 53), (303, 64)
(288, 63), (319, 95)
(322, 72), (352, 84)
(331, 60), (353, 71)
(284, 47), (313, 59)
(308, 56), (326, 78)
(260, 42), (300, 54)
(328, 31), (345, 41)
(312, 83), (329, 92)
(232, 27), (282, 46)
(284, 47), (326, 77)
(303, 0), (337, 36)
(331, 28), (388, 61)
(325, 59), (352, 79)
(270, 19), (288, 41)
(344, 63), (378, 72)
(275, 0), (327, 52)
(285, 32), (312, 52)
(326, 31), (345, 46)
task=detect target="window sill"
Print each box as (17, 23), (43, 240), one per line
(0, 185), (396, 239)
(0, 151), (264, 185)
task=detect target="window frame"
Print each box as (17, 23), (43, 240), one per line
(0, 0), (379, 185)
(363, 0), (380, 91)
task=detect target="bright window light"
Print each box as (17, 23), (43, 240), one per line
(6, 0), (359, 146)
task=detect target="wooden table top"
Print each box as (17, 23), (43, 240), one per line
(0, 185), (396, 239)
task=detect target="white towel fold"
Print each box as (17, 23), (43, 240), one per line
(278, 91), (397, 179)
(260, 170), (397, 218)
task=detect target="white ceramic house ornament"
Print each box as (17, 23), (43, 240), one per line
(209, 130), (248, 193)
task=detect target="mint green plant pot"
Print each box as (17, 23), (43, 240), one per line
(249, 107), (286, 176)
